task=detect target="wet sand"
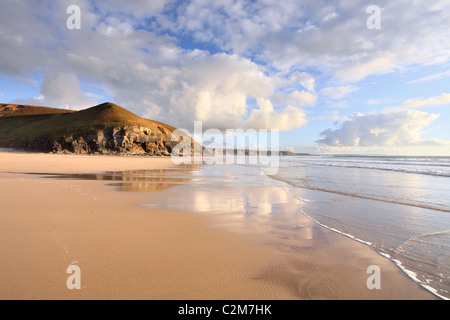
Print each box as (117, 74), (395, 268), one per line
(0, 152), (436, 299)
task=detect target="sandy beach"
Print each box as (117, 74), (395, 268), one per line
(0, 152), (436, 300)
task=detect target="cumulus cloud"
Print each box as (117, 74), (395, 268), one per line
(95, 17), (134, 36)
(1, 0), (450, 141)
(97, 0), (169, 18)
(335, 55), (397, 83)
(10, 72), (97, 109)
(321, 85), (359, 100)
(39, 72), (96, 110)
(272, 90), (317, 108)
(160, 0), (450, 81)
(93, 51), (310, 131)
(0, 1), (316, 131)
(168, 54), (311, 130)
(317, 110), (449, 147)
(245, 98), (307, 131)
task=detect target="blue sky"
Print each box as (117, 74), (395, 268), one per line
(1, 0), (450, 155)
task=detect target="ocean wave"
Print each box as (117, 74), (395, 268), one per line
(270, 174), (450, 213)
(281, 156), (450, 177)
(260, 164), (450, 300)
(296, 195), (450, 300)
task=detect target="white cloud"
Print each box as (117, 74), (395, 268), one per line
(96, 17), (134, 36)
(272, 90), (317, 108)
(335, 55), (397, 83)
(408, 70), (450, 84)
(95, 51), (308, 131)
(321, 85), (359, 100)
(273, 71), (316, 92)
(162, 1), (450, 82)
(245, 98), (307, 131)
(142, 101), (163, 119)
(318, 110), (449, 147)
(400, 93), (450, 109)
(387, 93), (450, 111)
(98, 0), (169, 18)
(1, 0), (450, 139)
(40, 72), (96, 110)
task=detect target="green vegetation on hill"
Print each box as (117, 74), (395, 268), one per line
(0, 102), (179, 154)
(0, 103), (74, 117)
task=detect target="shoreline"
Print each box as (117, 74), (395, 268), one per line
(299, 207), (446, 300)
(0, 152), (437, 299)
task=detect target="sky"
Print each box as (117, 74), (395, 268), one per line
(0, 0), (450, 155)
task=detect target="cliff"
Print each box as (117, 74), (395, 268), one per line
(0, 102), (187, 156)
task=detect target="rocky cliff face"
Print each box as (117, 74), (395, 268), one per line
(31, 125), (180, 156)
(0, 103), (190, 156)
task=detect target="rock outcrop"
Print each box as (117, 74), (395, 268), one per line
(0, 102), (192, 156)
(49, 126), (178, 156)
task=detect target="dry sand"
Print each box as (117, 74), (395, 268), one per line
(0, 152), (436, 299)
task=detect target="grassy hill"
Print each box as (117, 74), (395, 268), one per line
(0, 103), (74, 118)
(0, 102), (182, 155)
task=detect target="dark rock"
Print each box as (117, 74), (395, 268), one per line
(45, 125), (183, 156)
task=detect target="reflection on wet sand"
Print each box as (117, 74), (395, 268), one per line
(108, 182), (178, 192)
(29, 167), (199, 192)
(130, 165), (323, 255)
(30, 165), (320, 254)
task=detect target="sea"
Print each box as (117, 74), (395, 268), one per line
(269, 155), (450, 299)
